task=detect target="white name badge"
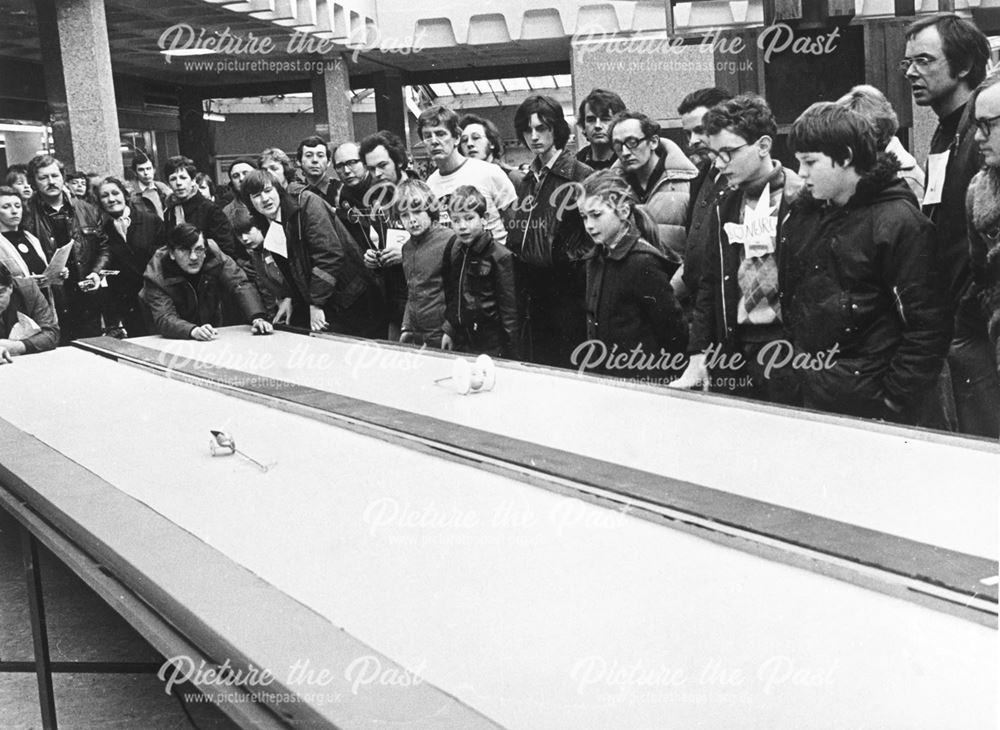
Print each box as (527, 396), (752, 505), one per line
(724, 184), (777, 259)
(922, 150), (949, 207)
(385, 228), (409, 250)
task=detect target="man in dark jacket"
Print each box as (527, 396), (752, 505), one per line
(507, 94), (593, 367)
(671, 94), (803, 403)
(575, 89), (625, 171)
(677, 87), (734, 313)
(965, 74), (1000, 425)
(21, 153), (109, 343)
(141, 223), (271, 340)
(782, 103), (950, 424)
(904, 13), (997, 436)
(0, 262), (59, 360)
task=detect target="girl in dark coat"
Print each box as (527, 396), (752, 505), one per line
(578, 170), (687, 381)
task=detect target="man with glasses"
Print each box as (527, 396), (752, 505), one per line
(141, 223), (270, 340)
(21, 153), (108, 343)
(903, 13), (996, 437)
(676, 87), (734, 314)
(670, 94), (803, 403)
(964, 74), (1000, 432)
(608, 110), (697, 260)
(576, 89), (626, 171)
(333, 141), (379, 254)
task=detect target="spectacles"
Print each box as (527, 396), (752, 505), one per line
(611, 136), (652, 153)
(180, 246), (206, 258)
(898, 55), (941, 74)
(975, 113), (1000, 138)
(334, 159), (362, 171)
(705, 143), (749, 164)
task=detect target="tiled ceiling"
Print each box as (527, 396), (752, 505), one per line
(0, 0), (570, 89)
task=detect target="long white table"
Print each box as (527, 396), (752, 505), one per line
(0, 332), (995, 729)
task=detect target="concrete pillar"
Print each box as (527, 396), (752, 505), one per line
(373, 69), (407, 142)
(34, 0), (122, 175)
(178, 88), (214, 176)
(311, 55), (355, 144)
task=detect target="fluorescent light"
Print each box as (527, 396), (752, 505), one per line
(160, 48), (216, 57)
(203, 112), (226, 123)
(0, 123), (47, 134)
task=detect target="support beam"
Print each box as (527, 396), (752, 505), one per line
(311, 55), (355, 144)
(33, 0), (123, 175)
(178, 88), (214, 175)
(373, 69), (407, 142)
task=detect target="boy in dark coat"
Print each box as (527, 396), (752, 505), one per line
(781, 102), (950, 424)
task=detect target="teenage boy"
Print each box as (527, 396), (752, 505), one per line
(442, 185), (518, 358)
(670, 94), (803, 402)
(162, 156), (241, 262)
(419, 105), (516, 246)
(508, 94), (593, 367)
(131, 151), (171, 219)
(782, 102), (950, 423)
(141, 223), (270, 340)
(576, 88), (626, 171)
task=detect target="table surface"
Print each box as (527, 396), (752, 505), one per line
(120, 329), (999, 559)
(0, 338), (996, 730)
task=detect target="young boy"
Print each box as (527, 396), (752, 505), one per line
(232, 216), (286, 322)
(395, 179), (453, 349)
(442, 186), (518, 358)
(782, 102), (950, 424)
(670, 94), (804, 403)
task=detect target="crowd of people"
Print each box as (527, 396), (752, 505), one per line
(1, 12), (998, 438)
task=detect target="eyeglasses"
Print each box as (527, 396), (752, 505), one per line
(704, 143), (749, 164)
(898, 55), (941, 74)
(611, 136), (652, 153)
(975, 113), (1000, 138)
(334, 159), (362, 171)
(179, 246), (206, 258)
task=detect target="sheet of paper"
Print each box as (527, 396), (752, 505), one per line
(384, 228), (409, 251)
(922, 150), (949, 207)
(34, 241), (73, 287)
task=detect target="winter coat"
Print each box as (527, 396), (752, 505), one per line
(442, 231), (519, 358)
(781, 154), (951, 415)
(21, 192), (108, 281)
(103, 206), (163, 336)
(690, 162), (804, 352)
(1, 277), (59, 353)
(507, 149), (592, 366)
(922, 102), (982, 335)
(401, 223), (452, 339)
(611, 139), (698, 258)
(250, 189), (370, 318)
(584, 224), (687, 379)
(965, 167), (1000, 377)
(163, 190), (240, 260)
(140, 243), (265, 339)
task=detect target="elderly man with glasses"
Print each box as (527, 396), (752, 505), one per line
(902, 13), (996, 437)
(670, 94), (803, 404)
